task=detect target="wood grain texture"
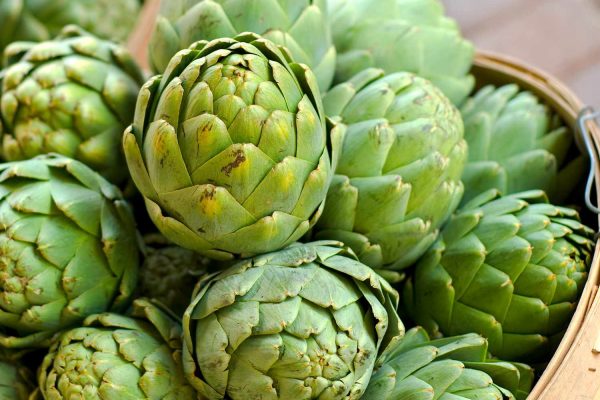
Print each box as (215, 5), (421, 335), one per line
(127, 0), (161, 71)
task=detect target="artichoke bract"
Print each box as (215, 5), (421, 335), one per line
(182, 241), (404, 400)
(140, 234), (212, 316)
(124, 33), (340, 260)
(363, 327), (534, 400)
(0, 359), (33, 400)
(314, 68), (466, 278)
(403, 190), (594, 361)
(0, 0), (140, 53)
(150, 0), (336, 91)
(329, 0), (474, 105)
(0, 26), (144, 184)
(0, 155), (139, 349)
(37, 298), (196, 399)
(461, 84), (584, 204)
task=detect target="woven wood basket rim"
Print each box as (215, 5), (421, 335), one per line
(473, 50), (600, 399)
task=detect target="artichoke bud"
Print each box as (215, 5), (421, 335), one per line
(328, 0), (475, 105)
(37, 298), (196, 399)
(0, 25), (144, 184)
(0, 0), (140, 54)
(314, 68), (466, 275)
(149, 0), (336, 91)
(124, 33), (337, 260)
(0, 155), (139, 349)
(182, 241), (404, 400)
(460, 84), (585, 204)
(363, 327), (534, 400)
(403, 189), (595, 361)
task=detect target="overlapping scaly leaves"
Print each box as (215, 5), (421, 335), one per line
(403, 190), (594, 361)
(363, 327), (534, 400)
(329, 0), (474, 104)
(314, 68), (465, 279)
(124, 33), (341, 260)
(182, 241), (404, 400)
(0, 155), (139, 349)
(460, 84), (585, 203)
(0, 26), (144, 184)
(0, 0), (140, 53)
(150, 0), (336, 90)
(140, 234), (212, 316)
(36, 299), (195, 399)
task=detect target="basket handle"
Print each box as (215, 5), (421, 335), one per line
(578, 107), (600, 214)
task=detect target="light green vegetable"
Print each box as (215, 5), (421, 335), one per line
(0, 155), (139, 349)
(0, 26), (144, 184)
(460, 84), (585, 204)
(37, 298), (196, 399)
(149, 0), (336, 91)
(363, 327), (534, 400)
(329, 0), (474, 104)
(182, 241), (404, 400)
(403, 190), (594, 361)
(0, 0), (140, 53)
(124, 33), (341, 260)
(314, 68), (466, 279)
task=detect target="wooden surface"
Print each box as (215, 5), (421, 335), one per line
(443, 0), (600, 109)
(127, 0), (160, 71)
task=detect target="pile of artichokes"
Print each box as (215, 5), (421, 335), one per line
(0, 0), (594, 399)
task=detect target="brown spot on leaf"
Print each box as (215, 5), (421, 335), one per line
(221, 149), (246, 176)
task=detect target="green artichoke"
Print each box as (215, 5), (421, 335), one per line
(363, 327), (534, 400)
(150, 0), (336, 91)
(329, 0), (474, 105)
(461, 84), (585, 204)
(314, 68), (466, 278)
(37, 298), (196, 399)
(0, 26), (144, 184)
(0, 0), (140, 53)
(182, 241), (404, 400)
(403, 190), (594, 361)
(140, 234), (212, 316)
(0, 155), (139, 349)
(0, 359), (33, 400)
(124, 33), (341, 260)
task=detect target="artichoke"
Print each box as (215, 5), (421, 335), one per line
(0, 155), (139, 349)
(461, 84), (585, 204)
(0, 0), (140, 53)
(182, 241), (404, 400)
(363, 327), (534, 400)
(124, 33), (341, 260)
(329, 0), (474, 105)
(0, 26), (144, 184)
(36, 298), (196, 399)
(314, 68), (466, 278)
(150, 0), (336, 91)
(403, 190), (594, 361)
(140, 234), (212, 316)
(0, 359), (33, 400)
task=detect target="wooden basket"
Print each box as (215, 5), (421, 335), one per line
(126, 2), (600, 397)
(473, 52), (600, 400)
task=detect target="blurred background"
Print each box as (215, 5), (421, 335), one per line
(442, 0), (600, 106)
